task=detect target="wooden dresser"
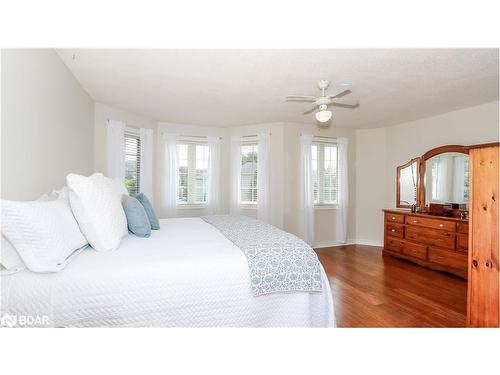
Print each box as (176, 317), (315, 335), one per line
(383, 209), (468, 278)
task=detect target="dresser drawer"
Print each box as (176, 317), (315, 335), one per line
(457, 233), (468, 252)
(405, 216), (456, 232)
(402, 241), (427, 260)
(457, 222), (469, 234)
(428, 247), (468, 272)
(385, 223), (404, 238)
(385, 237), (405, 253)
(385, 213), (405, 224)
(406, 226), (455, 249)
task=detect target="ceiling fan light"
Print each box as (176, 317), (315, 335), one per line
(315, 110), (332, 123)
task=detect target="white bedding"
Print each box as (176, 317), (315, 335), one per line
(1, 218), (335, 327)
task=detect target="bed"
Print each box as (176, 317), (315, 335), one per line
(1, 217), (335, 327)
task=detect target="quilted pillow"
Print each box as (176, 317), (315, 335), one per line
(134, 193), (160, 230)
(67, 173), (128, 251)
(122, 196), (151, 237)
(0, 196), (88, 272)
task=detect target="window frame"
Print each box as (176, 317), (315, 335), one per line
(176, 141), (209, 208)
(124, 129), (141, 196)
(312, 141), (339, 209)
(239, 141), (259, 206)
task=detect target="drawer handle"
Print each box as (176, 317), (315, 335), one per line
(392, 216), (396, 220)
(391, 229), (396, 232)
(413, 220), (417, 223)
(439, 224), (444, 227)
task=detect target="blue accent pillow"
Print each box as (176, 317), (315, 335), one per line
(134, 193), (160, 230)
(122, 196), (152, 237)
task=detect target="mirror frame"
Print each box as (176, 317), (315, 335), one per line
(418, 144), (469, 209)
(396, 157), (420, 208)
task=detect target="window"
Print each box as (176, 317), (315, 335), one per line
(312, 142), (338, 205)
(177, 142), (209, 205)
(124, 132), (141, 195)
(240, 143), (258, 204)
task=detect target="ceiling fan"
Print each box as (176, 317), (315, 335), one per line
(285, 79), (359, 124)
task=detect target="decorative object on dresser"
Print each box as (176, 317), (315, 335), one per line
(383, 209), (468, 278)
(427, 203), (452, 216)
(467, 143), (499, 328)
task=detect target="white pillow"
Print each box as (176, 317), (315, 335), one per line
(0, 196), (88, 273)
(2, 186), (70, 273)
(1, 234), (26, 273)
(67, 173), (128, 251)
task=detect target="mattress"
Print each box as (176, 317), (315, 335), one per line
(1, 218), (335, 327)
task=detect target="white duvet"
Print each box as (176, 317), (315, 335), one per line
(1, 218), (335, 328)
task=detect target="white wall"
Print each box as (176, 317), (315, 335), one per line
(355, 101), (500, 245)
(355, 127), (388, 246)
(1, 49), (94, 200)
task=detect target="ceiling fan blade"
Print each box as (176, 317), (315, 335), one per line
(331, 98), (359, 107)
(285, 95), (317, 102)
(328, 83), (352, 98)
(303, 104), (318, 114)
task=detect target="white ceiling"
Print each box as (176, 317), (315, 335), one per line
(57, 49), (499, 128)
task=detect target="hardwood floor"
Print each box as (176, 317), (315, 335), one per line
(316, 245), (467, 328)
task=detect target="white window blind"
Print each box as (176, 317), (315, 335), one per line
(312, 142), (338, 205)
(124, 132), (141, 195)
(177, 142), (209, 205)
(240, 143), (258, 204)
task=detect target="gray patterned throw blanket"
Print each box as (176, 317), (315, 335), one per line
(201, 215), (322, 296)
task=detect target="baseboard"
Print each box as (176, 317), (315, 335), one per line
(313, 239), (357, 248)
(354, 239), (384, 247)
(313, 238), (383, 248)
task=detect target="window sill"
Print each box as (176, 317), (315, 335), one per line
(239, 203), (257, 210)
(176, 204), (208, 210)
(314, 204), (339, 210)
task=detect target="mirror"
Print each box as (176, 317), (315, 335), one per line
(397, 158), (419, 208)
(395, 145), (471, 212)
(424, 152), (469, 206)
